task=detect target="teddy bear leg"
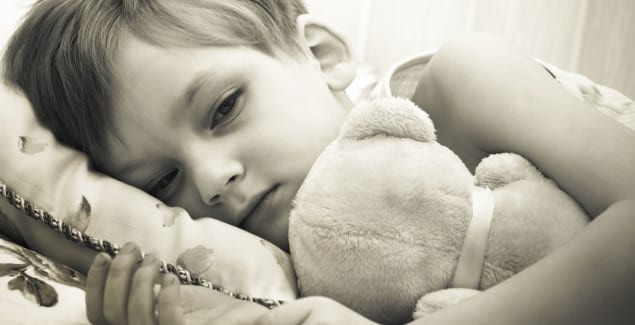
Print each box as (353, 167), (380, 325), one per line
(412, 288), (481, 319)
(474, 153), (543, 189)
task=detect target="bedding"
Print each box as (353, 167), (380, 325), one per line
(0, 233), (86, 324)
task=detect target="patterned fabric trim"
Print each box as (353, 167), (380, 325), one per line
(0, 179), (285, 309)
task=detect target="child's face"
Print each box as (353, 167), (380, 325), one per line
(101, 37), (351, 250)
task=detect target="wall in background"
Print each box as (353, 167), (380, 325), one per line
(2, 1), (633, 98)
(0, 0), (33, 51)
(305, 0), (635, 98)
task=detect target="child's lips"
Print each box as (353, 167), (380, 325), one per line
(240, 184), (280, 228)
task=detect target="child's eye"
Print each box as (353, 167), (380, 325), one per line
(211, 88), (243, 129)
(147, 169), (179, 198)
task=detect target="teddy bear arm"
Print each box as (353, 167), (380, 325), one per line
(412, 288), (481, 319)
(474, 153), (544, 189)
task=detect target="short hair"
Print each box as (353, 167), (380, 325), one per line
(2, 0), (307, 168)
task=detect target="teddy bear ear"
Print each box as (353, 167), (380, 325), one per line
(340, 97), (437, 142)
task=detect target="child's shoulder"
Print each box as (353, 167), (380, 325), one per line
(410, 33), (635, 218)
(417, 33), (564, 126)
(416, 33), (542, 104)
(407, 34), (524, 168)
(410, 33), (581, 169)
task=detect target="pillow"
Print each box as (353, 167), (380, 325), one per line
(0, 82), (298, 303)
(0, 233), (88, 324)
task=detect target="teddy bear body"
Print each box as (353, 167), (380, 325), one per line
(473, 154), (588, 289)
(288, 97), (589, 324)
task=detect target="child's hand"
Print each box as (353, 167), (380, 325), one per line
(85, 242), (184, 325)
(257, 296), (380, 325)
(84, 242), (376, 325)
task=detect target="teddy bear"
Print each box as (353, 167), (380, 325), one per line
(288, 97), (590, 325)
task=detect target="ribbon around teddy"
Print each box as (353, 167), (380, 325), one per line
(450, 186), (496, 289)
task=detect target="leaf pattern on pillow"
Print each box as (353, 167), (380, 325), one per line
(0, 262), (28, 277)
(17, 136), (48, 155)
(8, 272), (58, 307)
(63, 196), (91, 232)
(260, 239), (297, 291)
(156, 203), (185, 227)
(1, 238), (85, 292)
(0, 238), (84, 308)
(177, 245), (216, 276)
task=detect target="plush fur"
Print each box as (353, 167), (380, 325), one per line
(288, 97), (589, 325)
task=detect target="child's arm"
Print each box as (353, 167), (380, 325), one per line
(255, 35), (635, 325)
(407, 34), (635, 324)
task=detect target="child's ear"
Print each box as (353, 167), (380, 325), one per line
(296, 14), (356, 91)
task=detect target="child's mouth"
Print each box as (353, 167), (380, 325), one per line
(240, 184), (280, 228)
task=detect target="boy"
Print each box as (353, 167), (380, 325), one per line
(3, 0), (635, 324)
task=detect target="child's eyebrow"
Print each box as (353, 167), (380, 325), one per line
(177, 72), (213, 110)
(167, 71), (219, 129)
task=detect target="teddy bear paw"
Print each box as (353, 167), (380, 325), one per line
(413, 288), (481, 319)
(474, 153), (543, 189)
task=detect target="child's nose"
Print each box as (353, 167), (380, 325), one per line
(207, 174), (239, 205)
(192, 160), (243, 206)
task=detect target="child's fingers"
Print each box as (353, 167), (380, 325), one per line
(85, 253), (112, 325)
(128, 254), (161, 325)
(103, 242), (142, 325)
(157, 274), (185, 325)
